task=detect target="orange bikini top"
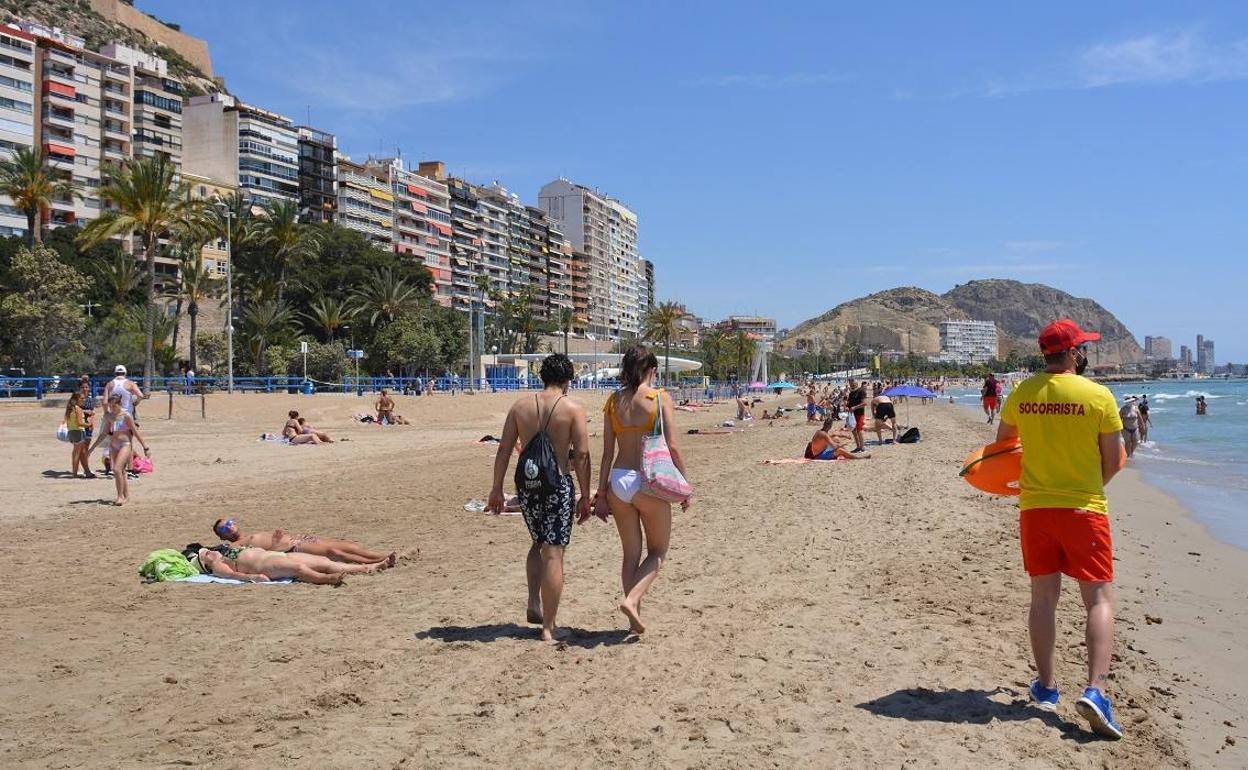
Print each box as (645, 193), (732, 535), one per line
(604, 390), (658, 434)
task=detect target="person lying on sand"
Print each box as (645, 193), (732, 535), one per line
(804, 418), (871, 460)
(282, 410), (322, 445)
(296, 417), (333, 443)
(213, 518), (397, 565)
(182, 542), (388, 585)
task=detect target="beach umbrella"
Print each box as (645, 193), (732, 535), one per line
(748, 381), (766, 390)
(881, 384), (937, 426)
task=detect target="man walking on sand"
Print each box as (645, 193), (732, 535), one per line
(487, 354), (592, 641)
(845, 378), (867, 453)
(996, 319), (1126, 740)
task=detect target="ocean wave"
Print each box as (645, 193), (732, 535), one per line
(1146, 390), (1226, 401)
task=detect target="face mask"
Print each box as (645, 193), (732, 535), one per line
(1074, 351), (1089, 375)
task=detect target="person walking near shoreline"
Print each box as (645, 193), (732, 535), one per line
(486, 354), (591, 642)
(845, 378), (867, 453)
(995, 319), (1126, 740)
(594, 346), (691, 634)
(982, 373), (1001, 423)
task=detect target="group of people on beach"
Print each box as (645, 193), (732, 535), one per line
(281, 410), (334, 444)
(181, 517), (399, 585)
(61, 366), (152, 505)
(800, 379), (901, 451)
(484, 347), (690, 641)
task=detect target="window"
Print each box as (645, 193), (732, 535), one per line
(0, 95), (31, 113)
(0, 53), (30, 72)
(134, 89), (182, 114)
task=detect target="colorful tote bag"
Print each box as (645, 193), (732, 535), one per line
(640, 390), (692, 503)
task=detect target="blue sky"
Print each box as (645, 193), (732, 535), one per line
(144, 1), (1247, 361)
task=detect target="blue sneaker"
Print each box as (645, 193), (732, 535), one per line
(1075, 687), (1124, 740)
(1029, 679), (1060, 711)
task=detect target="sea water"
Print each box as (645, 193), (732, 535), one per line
(947, 379), (1248, 550)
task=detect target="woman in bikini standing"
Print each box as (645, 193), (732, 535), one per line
(88, 393), (149, 505)
(593, 346), (690, 634)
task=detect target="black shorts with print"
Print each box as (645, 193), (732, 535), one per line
(519, 474), (574, 547)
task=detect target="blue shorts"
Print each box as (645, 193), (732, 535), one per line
(814, 448), (837, 461)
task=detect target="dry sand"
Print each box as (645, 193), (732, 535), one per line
(0, 389), (1243, 768)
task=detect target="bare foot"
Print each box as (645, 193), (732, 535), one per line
(619, 599), (645, 634)
(114, 496), (126, 506)
(539, 626), (567, 642)
(526, 606), (543, 624)
(387, 552), (397, 568)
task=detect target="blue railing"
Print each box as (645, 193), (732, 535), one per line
(0, 374), (748, 400)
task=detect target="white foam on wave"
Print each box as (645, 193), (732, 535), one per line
(1146, 390), (1226, 402)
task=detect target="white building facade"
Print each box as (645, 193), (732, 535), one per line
(938, 319), (998, 363)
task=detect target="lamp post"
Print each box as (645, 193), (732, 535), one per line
(214, 202), (235, 395)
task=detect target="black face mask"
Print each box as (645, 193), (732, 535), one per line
(1074, 350), (1089, 375)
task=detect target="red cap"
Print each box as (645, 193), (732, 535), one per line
(1038, 319), (1100, 355)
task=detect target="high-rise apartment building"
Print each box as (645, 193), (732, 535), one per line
(718, 315), (778, 341)
(296, 125), (336, 223)
(0, 25), (36, 238)
(1144, 335), (1172, 360)
(539, 178), (642, 338)
(184, 93), (299, 205)
(1180, 345), (1192, 369)
(335, 156), (390, 245)
(1197, 336), (1215, 374)
(939, 319), (998, 363)
(100, 42), (182, 169)
(642, 258), (655, 312)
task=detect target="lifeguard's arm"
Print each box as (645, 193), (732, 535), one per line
(1100, 431), (1125, 484)
(485, 407), (519, 513)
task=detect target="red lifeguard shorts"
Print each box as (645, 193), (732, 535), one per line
(983, 396), (998, 410)
(1019, 508), (1114, 582)
(854, 411), (865, 431)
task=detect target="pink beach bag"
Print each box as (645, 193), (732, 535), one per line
(132, 455), (154, 474)
(640, 390), (692, 503)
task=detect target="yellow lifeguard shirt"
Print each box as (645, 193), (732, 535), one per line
(1000, 373), (1123, 514)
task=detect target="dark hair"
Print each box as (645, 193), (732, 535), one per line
(539, 353), (574, 386)
(821, 418), (834, 431)
(212, 518), (226, 536)
(1043, 351), (1068, 365)
(182, 542), (206, 560)
(620, 346), (658, 389)
(288, 410), (299, 418)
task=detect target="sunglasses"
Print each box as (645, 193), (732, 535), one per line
(215, 518), (236, 536)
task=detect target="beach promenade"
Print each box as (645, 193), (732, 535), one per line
(0, 392), (1241, 767)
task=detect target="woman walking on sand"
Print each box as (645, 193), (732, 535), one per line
(88, 393), (149, 505)
(594, 346), (691, 634)
(63, 391), (94, 478)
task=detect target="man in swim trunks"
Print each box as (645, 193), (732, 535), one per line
(374, 388), (409, 425)
(996, 319), (1127, 740)
(845, 379), (867, 453)
(982, 373), (1000, 423)
(871, 394), (898, 444)
(806, 390), (818, 422)
(804, 418), (871, 460)
(485, 354), (591, 642)
(212, 518), (396, 566)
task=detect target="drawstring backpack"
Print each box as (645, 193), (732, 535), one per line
(515, 394), (565, 497)
(641, 390), (693, 503)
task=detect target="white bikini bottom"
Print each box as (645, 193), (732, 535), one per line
(609, 468), (643, 503)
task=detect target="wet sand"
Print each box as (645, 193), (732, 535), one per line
(0, 391), (1242, 767)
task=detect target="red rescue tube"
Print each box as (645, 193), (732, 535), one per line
(959, 436), (1022, 496)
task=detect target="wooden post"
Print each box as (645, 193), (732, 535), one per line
(201, 392), (206, 419)
(167, 389), (173, 420)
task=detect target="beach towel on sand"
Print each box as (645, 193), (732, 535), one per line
(176, 574), (295, 585)
(762, 457), (839, 465)
(138, 549), (200, 581)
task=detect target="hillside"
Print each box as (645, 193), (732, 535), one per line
(0, 0), (219, 94)
(780, 280), (1143, 365)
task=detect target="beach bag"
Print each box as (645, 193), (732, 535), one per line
(515, 395), (564, 496)
(56, 422), (70, 442)
(138, 549), (200, 582)
(132, 455), (154, 474)
(641, 391), (693, 503)
(898, 426), (921, 444)
(843, 410), (854, 430)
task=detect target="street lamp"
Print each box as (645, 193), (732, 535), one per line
(214, 201), (235, 394)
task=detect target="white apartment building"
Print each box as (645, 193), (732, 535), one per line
(938, 319), (998, 363)
(0, 25), (35, 237)
(718, 315), (777, 341)
(99, 43), (182, 170)
(538, 178), (642, 338)
(183, 92), (299, 205)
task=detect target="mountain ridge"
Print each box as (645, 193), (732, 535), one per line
(780, 279), (1143, 365)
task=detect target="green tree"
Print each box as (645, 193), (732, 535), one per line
(176, 254), (220, 372)
(641, 300), (686, 384)
(372, 314), (441, 375)
(254, 198), (320, 303)
(78, 155), (191, 389)
(557, 306), (574, 354)
(302, 295), (357, 341)
(0, 147), (80, 246)
(353, 266), (421, 328)
(699, 328), (726, 380)
(302, 339), (349, 382)
(195, 331), (227, 373)
(240, 300), (295, 376)
(0, 246), (88, 373)
(94, 251), (144, 310)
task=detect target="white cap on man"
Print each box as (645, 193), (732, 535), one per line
(114, 365), (127, 375)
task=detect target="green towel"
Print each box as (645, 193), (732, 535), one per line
(139, 549), (201, 582)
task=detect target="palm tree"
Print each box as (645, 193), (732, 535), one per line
(0, 146), (80, 246)
(557, 306), (574, 354)
(730, 329), (753, 382)
(699, 328), (726, 380)
(177, 254), (220, 371)
(240, 299), (294, 376)
(254, 198), (319, 303)
(303, 295), (356, 341)
(78, 155), (189, 389)
(641, 301), (686, 385)
(353, 267), (420, 328)
(95, 251), (143, 309)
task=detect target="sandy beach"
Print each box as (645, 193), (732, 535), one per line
(0, 390), (1243, 768)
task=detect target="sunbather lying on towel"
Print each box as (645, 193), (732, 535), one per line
(182, 542), (388, 585)
(213, 517), (397, 565)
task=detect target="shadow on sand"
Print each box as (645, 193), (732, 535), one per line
(856, 687), (1097, 743)
(43, 470), (85, 479)
(67, 498), (115, 506)
(415, 622), (637, 649)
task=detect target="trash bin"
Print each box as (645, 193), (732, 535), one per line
(301, 379), (314, 395)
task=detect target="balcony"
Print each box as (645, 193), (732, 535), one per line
(42, 108), (75, 129)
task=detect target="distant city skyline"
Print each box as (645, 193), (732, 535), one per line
(142, 0), (1246, 359)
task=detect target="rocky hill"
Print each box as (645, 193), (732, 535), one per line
(0, 0), (219, 94)
(780, 280), (1143, 365)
